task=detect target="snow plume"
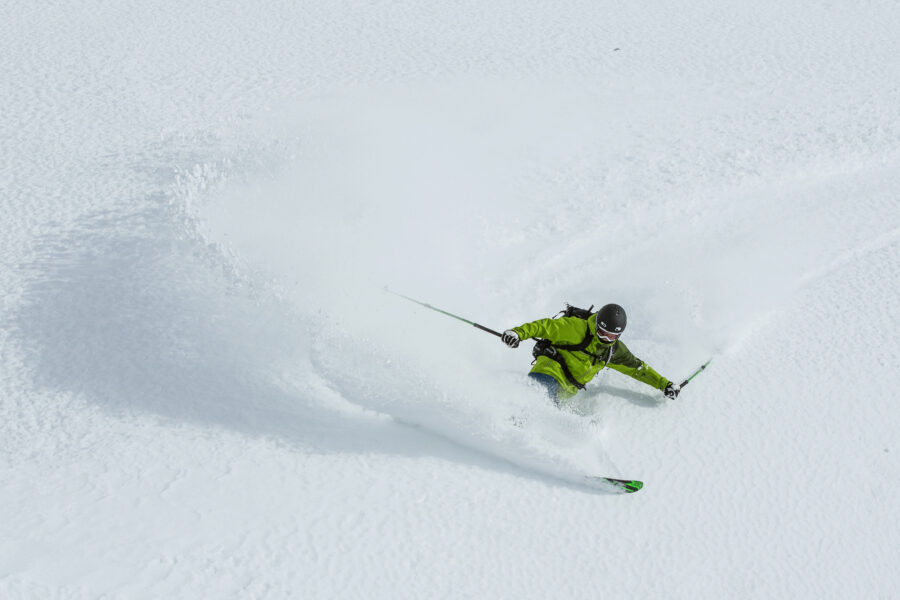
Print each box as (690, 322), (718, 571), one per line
(183, 82), (643, 481)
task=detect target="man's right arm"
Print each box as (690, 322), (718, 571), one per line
(512, 317), (587, 344)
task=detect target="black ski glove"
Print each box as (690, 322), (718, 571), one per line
(501, 330), (520, 348)
(663, 382), (681, 400)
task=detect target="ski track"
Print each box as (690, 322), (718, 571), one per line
(3, 0), (900, 598)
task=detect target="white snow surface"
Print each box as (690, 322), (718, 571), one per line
(3, 1), (900, 598)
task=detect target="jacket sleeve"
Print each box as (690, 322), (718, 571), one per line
(607, 341), (670, 391)
(511, 317), (589, 345)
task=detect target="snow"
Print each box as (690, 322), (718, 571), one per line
(2, 0), (899, 597)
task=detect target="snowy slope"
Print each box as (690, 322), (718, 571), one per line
(2, 1), (900, 598)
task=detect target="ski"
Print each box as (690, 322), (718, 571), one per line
(586, 476), (644, 493)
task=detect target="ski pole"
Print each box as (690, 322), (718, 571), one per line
(679, 359), (712, 388)
(384, 286), (503, 338)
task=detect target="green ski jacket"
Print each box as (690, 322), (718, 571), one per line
(512, 313), (670, 398)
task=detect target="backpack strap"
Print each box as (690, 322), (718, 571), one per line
(532, 339), (586, 390)
(532, 319), (617, 390)
(553, 324), (594, 352)
(532, 321), (594, 390)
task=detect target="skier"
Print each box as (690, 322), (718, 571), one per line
(500, 303), (680, 404)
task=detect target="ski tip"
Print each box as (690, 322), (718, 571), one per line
(587, 477), (644, 494)
(612, 479), (643, 493)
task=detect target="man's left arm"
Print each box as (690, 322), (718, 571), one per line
(607, 342), (670, 391)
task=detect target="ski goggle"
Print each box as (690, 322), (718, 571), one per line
(596, 324), (622, 342)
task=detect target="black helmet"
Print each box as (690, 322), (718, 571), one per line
(595, 303), (626, 341)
